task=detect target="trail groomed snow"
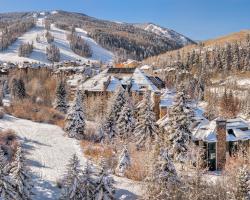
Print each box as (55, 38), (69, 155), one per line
(0, 115), (143, 199)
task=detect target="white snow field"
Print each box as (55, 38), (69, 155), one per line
(0, 115), (143, 199)
(0, 17), (114, 64)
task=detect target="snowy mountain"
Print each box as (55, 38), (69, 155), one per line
(0, 12), (114, 64)
(0, 10), (195, 63)
(135, 23), (195, 46)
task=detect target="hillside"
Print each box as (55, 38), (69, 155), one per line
(134, 23), (195, 46)
(0, 12), (114, 64)
(0, 10), (195, 63)
(144, 30), (250, 67)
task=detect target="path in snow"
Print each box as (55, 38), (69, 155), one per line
(0, 115), (143, 199)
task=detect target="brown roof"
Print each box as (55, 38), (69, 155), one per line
(107, 67), (136, 74)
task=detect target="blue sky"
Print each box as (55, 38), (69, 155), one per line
(0, 0), (249, 40)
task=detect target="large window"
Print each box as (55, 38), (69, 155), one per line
(208, 142), (216, 171)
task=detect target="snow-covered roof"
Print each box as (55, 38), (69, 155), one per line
(192, 118), (250, 142)
(81, 68), (160, 92)
(160, 89), (176, 107)
(140, 65), (152, 70)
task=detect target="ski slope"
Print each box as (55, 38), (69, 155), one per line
(0, 17), (114, 64)
(0, 115), (143, 199)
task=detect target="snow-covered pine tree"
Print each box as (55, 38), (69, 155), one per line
(3, 80), (9, 98)
(81, 161), (96, 199)
(116, 94), (135, 141)
(134, 90), (158, 150)
(94, 167), (115, 200)
(0, 148), (7, 171)
(11, 78), (26, 100)
(0, 149), (18, 200)
(222, 43), (232, 71)
(9, 146), (33, 200)
(102, 86), (126, 142)
(245, 34), (250, 71)
(11, 78), (18, 99)
(232, 41), (240, 70)
(0, 168), (18, 200)
(0, 92), (3, 107)
(16, 79), (26, 99)
(115, 145), (131, 177)
(166, 87), (193, 164)
(46, 44), (60, 62)
(65, 90), (85, 139)
(146, 149), (179, 200)
(55, 81), (68, 113)
(60, 154), (85, 200)
(236, 165), (250, 200)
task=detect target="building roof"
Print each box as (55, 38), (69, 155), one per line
(81, 68), (161, 92)
(107, 67), (136, 74)
(192, 118), (250, 142)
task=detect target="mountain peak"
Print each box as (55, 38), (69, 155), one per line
(135, 23), (196, 46)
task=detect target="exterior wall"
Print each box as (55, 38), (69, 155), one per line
(216, 119), (227, 170)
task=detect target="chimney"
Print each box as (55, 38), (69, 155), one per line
(152, 92), (161, 120)
(216, 118), (227, 170)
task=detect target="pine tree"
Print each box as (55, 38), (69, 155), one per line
(94, 167), (115, 200)
(46, 44), (60, 62)
(146, 149), (179, 200)
(166, 88), (193, 164)
(11, 78), (18, 99)
(60, 154), (85, 200)
(81, 162), (96, 200)
(102, 86), (125, 142)
(55, 81), (68, 114)
(115, 146), (131, 177)
(0, 168), (18, 200)
(0, 149), (18, 200)
(244, 34), (250, 71)
(9, 147), (33, 200)
(236, 165), (250, 200)
(222, 43), (232, 71)
(16, 79), (26, 99)
(3, 80), (9, 97)
(134, 91), (158, 150)
(202, 50), (210, 71)
(11, 78), (26, 100)
(116, 95), (135, 141)
(0, 148), (7, 171)
(232, 41), (240, 70)
(65, 90), (85, 139)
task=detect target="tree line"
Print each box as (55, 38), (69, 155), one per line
(0, 18), (35, 50)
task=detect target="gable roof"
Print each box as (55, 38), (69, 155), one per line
(81, 68), (160, 92)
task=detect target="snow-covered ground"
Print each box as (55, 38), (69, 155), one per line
(0, 115), (143, 199)
(0, 17), (114, 64)
(75, 28), (114, 63)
